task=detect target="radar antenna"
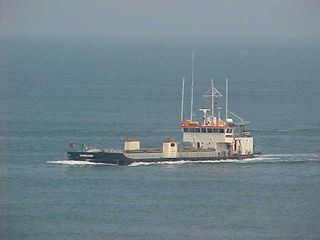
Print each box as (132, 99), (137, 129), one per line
(199, 108), (211, 118)
(199, 108), (211, 125)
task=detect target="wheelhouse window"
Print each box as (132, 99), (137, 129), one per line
(195, 128), (200, 133)
(207, 128), (213, 133)
(201, 128), (207, 133)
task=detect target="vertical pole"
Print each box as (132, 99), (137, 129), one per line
(180, 77), (185, 122)
(190, 50), (194, 121)
(211, 78), (214, 119)
(225, 77), (228, 120)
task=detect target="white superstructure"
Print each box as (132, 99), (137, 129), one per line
(180, 77), (254, 157)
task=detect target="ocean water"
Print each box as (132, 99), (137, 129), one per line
(1, 36), (320, 239)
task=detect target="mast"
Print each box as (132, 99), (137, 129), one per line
(190, 51), (194, 121)
(180, 77), (185, 122)
(225, 77), (228, 120)
(211, 78), (214, 119)
(203, 81), (223, 124)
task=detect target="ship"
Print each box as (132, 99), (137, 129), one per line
(67, 55), (254, 165)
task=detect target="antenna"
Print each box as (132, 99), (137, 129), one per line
(190, 50), (194, 121)
(180, 77), (185, 122)
(203, 82), (223, 121)
(225, 77), (228, 120)
(211, 78), (214, 118)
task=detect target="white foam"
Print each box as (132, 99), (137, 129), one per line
(47, 160), (113, 166)
(260, 153), (319, 161)
(48, 153), (320, 167)
(262, 153), (315, 157)
(129, 159), (249, 167)
(129, 154), (320, 167)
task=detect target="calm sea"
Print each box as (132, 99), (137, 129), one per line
(1, 36), (320, 240)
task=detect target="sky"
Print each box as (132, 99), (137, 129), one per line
(0, 0), (319, 39)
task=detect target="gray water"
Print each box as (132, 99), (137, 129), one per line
(1, 36), (320, 239)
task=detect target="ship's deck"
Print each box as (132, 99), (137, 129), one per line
(123, 148), (162, 153)
(123, 147), (216, 154)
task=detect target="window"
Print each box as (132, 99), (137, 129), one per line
(201, 128), (207, 133)
(190, 128), (195, 132)
(207, 128), (213, 133)
(183, 128), (189, 132)
(219, 129), (224, 133)
(195, 128), (200, 133)
(213, 129), (218, 133)
(170, 143), (175, 147)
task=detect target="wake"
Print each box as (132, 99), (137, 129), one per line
(47, 154), (319, 167)
(47, 160), (114, 166)
(129, 153), (320, 167)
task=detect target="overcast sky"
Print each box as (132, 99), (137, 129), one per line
(0, 0), (319, 39)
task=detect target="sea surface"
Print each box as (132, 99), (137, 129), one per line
(1, 36), (320, 240)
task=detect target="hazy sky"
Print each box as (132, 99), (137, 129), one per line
(0, 0), (319, 39)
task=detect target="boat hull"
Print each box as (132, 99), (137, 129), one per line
(67, 151), (254, 165)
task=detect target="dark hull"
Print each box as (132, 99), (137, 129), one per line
(67, 151), (254, 166)
(67, 151), (132, 165)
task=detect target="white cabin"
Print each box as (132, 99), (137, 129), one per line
(179, 77), (254, 157)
